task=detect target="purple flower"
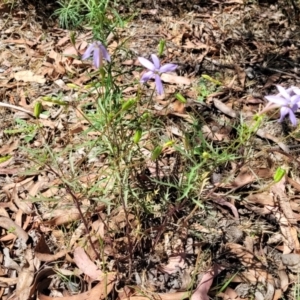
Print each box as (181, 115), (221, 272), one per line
(82, 41), (110, 69)
(265, 85), (300, 126)
(138, 54), (177, 95)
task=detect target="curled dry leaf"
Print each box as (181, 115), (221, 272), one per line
(43, 207), (82, 226)
(0, 276), (18, 286)
(70, 223), (87, 247)
(35, 250), (68, 262)
(73, 247), (103, 281)
(282, 253), (300, 273)
(3, 248), (21, 272)
(12, 186), (32, 214)
(109, 208), (135, 231)
(213, 99), (237, 118)
(273, 289), (283, 300)
(0, 140), (19, 155)
(159, 254), (186, 274)
(270, 178), (297, 225)
(38, 272), (116, 300)
(119, 291), (189, 300)
(278, 269), (289, 292)
(202, 125), (229, 142)
(255, 129), (290, 153)
(232, 268), (274, 284)
(0, 216), (29, 246)
(231, 166), (272, 188)
(191, 264), (225, 300)
(0, 167), (20, 174)
(286, 176), (300, 193)
(271, 207), (299, 253)
(15, 248), (35, 300)
(217, 287), (243, 300)
(212, 197), (239, 219)
(225, 243), (262, 268)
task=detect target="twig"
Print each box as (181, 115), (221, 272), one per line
(0, 102), (34, 117)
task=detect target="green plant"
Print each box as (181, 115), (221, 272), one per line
(54, 0), (82, 29)
(4, 118), (41, 142)
(53, 0), (124, 40)
(196, 74), (222, 102)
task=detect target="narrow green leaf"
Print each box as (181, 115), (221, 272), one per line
(201, 74), (222, 86)
(274, 167), (285, 183)
(175, 93), (187, 103)
(41, 96), (68, 106)
(133, 129), (142, 143)
(33, 102), (43, 118)
(0, 155), (11, 163)
(140, 112), (150, 122)
(121, 99), (136, 111)
(70, 32), (76, 46)
(151, 146), (162, 160)
(163, 140), (174, 148)
(158, 39), (166, 57)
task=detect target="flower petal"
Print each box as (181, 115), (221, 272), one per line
(287, 86), (300, 96)
(93, 47), (101, 69)
(141, 71), (154, 83)
(151, 54), (160, 69)
(279, 107), (290, 122)
(159, 63), (177, 73)
(291, 86), (300, 95)
(82, 44), (94, 60)
(155, 74), (164, 95)
(265, 95), (288, 106)
(99, 44), (111, 62)
(288, 110), (297, 126)
(276, 85), (291, 100)
(291, 95), (300, 107)
(138, 57), (155, 71)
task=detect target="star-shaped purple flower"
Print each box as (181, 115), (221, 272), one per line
(265, 85), (300, 126)
(82, 41), (110, 69)
(138, 54), (177, 95)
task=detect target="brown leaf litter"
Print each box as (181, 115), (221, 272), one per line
(1, 0), (300, 299)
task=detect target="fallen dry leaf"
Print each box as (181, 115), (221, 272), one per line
(119, 292), (189, 300)
(231, 167), (272, 188)
(14, 70), (46, 84)
(35, 250), (68, 262)
(43, 207), (82, 226)
(73, 247), (103, 281)
(213, 99), (237, 118)
(202, 125), (229, 142)
(217, 287), (243, 300)
(191, 264), (225, 300)
(0, 216), (28, 245)
(161, 73), (191, 85)
(212, 197), (239, 219)
(0, 139), (19, 155)
(271, 177), (297, 225)
(159, 254), (186, 274)
(232, 268), (274, 284)
(38, 272), (116, 300)
(15, 248), (35, 300)
(225, 243), (262, 268)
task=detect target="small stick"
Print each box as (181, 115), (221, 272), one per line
(0, 102), (34, 117)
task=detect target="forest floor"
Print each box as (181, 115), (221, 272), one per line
(1, 0), (300, 299)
